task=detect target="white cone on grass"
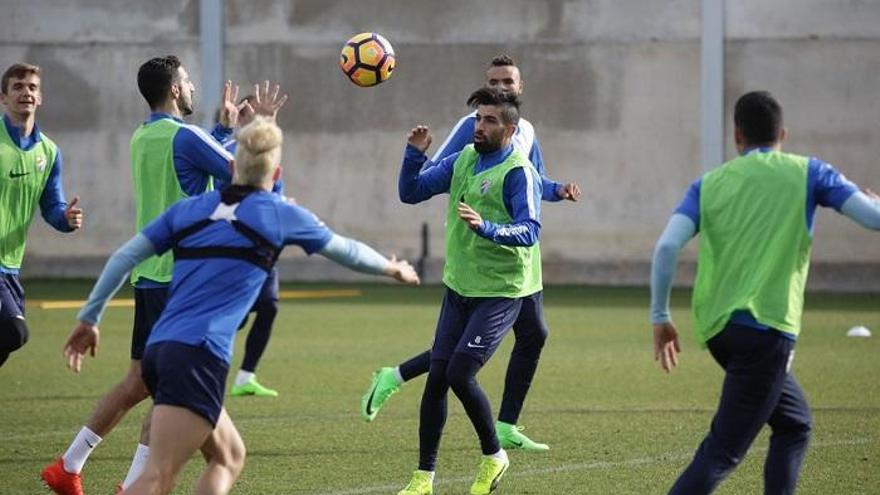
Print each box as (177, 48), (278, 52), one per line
(846, 326), (872, 338)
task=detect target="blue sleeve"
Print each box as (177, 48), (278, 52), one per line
(528, 138), (563, 202)
(840, 192), (880, 230)
(476, 166), (542, 246)
(430, 116), (474, 163)
(173, 125), (234, 196)
(140, 201), (183, 255)
(38, 150), (74, 233)
(673, 179), (702, 231)
(211, 123), (234, 144)
(399, 144), (456, 204)
(808, 158), (859, 211)
(272, 178), (284, 195)
(280, 204), (334, 254)
(77, 233), (157, 325)
(650, 214), (697, 324)
(317, 233), (389, 275)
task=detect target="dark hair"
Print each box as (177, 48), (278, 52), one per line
(734, 91), (783, 146)
(466, 87), (520, 126)
(137, 55), (182, 109)
(489, 54), (515, 68)
(2, 63), (41, 94)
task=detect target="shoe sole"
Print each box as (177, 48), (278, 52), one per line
(490, 463), (508, 493)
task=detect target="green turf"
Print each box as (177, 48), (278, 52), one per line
(2, 281), (878, 494)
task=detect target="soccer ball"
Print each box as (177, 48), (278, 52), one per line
(339, 32), (396, 87)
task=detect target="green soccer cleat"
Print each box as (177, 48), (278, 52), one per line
(361, 367), (401, 422)
(230, 376), (279, 397)
(397, 470), (433, 495)
(470, 455), (509, 495)
(495, 421), (550, 452)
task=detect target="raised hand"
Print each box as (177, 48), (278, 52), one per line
(251, 80), (288, 121)
(407, 125), (432, 153)
(385, 255), (420, 285)
(653, 321), (681, 373)
(457, 202), (483, 230)
(65, 195), (83, 229)
(63, 322), (100, 373)
(557, 182), (582, 202)
(218, 80), (241, 128)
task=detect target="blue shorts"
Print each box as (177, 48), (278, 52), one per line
(142, 341), (229, 427)
(430, 287), (523, 364)
(0, 273), (25, 320)
(132, 287), (169, 360)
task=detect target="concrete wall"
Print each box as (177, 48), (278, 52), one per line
(4, 0), (880, 289)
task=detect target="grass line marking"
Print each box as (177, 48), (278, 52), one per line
(312, 437), (876, 495)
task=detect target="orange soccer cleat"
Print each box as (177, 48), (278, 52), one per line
(41, 458), (84, 495)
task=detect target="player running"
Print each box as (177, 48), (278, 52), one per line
(650, 91), (880, 494)
(61, 117), (419, 495)
(0, 62), (83, 368)
(42, 56), (283, 495)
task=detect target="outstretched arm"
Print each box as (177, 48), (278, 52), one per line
(840, 191), (880, 230)
(64, 233), (157, 372)
(317, 234), (419, 284)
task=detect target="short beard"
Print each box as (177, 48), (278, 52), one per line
(474, 140), (500, 154)
(180, 102), (193, 116)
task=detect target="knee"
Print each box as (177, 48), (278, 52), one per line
(0, 317), (28, 352)
(213, 435), (247, 477)
(513, 324), (548, 353)
(445, 364), (475, 393)
(229, 437), (247, 476)
(142, 463), (180, 495)
(256, 300), (278, 318)
(783, 417), (812, 441)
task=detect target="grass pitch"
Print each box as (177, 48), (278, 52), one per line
(1, 281), (877, 494)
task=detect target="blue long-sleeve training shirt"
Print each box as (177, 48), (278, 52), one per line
(399, 143), (542, 247)
(428, 111), (563, 202)
(1, 115), (73, 274)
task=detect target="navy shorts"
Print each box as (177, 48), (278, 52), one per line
(132, 287), (169, 360)
(430, 287), (523, 364)
(142, 341), (229, 427)
(0, 273), (25, 320)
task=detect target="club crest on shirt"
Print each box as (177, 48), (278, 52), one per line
(35, 155), (47, 172)
(480, 178), (492, 195)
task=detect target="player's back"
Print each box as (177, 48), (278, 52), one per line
(694, 150), (812, 340)
(145, 188), (321, 362)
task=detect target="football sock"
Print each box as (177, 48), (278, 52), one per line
(62, 426), (102, 473)
(235, 370), (255, 387)
(121, 443), (150, 489)
(489, 448), (508, 462)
